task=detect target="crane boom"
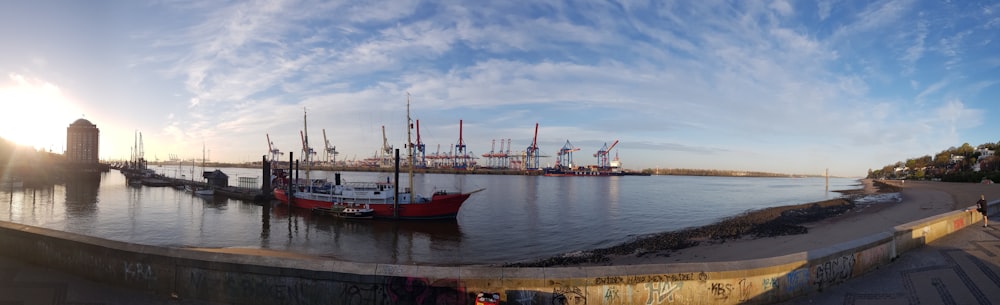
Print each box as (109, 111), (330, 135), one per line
(381, 125), (391, 155)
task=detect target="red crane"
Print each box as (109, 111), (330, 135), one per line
(526, 123), (540, 170)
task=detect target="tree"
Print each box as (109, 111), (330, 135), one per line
(957, 143), (975, 156)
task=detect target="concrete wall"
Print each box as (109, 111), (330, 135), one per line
(0, 200), (995, 305)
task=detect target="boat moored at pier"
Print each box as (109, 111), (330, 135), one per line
(273, 179), (481, 220)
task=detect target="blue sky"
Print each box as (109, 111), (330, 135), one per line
(1, 0), (998, 177)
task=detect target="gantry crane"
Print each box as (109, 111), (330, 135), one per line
(380, 125), (393, 167)
(525, 123), (541, 170)
(266, 133), (283, 163)
(555, 140), (580, 169)
(594, 140), (619, 168)
(322, 129), (338, 165)
(414, 119), (426, 168)
(300, 108), (316, 167)
(454, 119), (467, 169)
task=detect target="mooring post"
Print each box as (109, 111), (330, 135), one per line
(394, 148), (400, 219)
(262, 155), (271, 196)
(288, 152), (294, 206)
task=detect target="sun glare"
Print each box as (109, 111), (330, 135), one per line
(0, 74), (83, 152)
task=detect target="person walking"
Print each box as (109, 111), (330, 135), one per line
(978, 195), (989, 227)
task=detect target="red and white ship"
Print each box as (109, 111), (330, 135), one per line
(273, 179), (480, 220)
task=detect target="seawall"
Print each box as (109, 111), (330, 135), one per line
(0, 200), (995, 304)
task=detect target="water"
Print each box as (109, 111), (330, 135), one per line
(1, 167), (860, 265)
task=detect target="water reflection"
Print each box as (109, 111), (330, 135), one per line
(266, 205), (464, 263)
(64, 172), (101, 218)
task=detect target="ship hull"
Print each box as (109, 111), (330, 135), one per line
(273, 189), (471, 220)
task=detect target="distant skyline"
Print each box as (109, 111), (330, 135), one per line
(1, 0), (998, 177)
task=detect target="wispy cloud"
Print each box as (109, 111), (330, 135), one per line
(19, 0), (986, 176)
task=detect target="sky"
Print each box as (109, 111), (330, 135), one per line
(1, 0), (998, 177)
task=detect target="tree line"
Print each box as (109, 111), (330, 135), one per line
(640, 168), (819, 178)
(868, 141), (1000, 183)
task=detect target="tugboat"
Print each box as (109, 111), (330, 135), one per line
(336, 204), (375, 219)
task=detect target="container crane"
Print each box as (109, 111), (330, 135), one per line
(555, 140), (580, 169)
(381, 125), (392, 167)
(454, 119), (467, 169)
(594, 140), (619, 168)
(299, 130), (316, 166)
(483, 139), (497, 168)
(525, 123), (540, 170)
(322, 129), (338, 165)
(414, 119), (426, 168)
(266, 133), (283, 163)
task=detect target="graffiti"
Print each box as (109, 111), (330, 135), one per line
(708, 282), (733, 300)
(762, 277), (779, 291)
(507, 290), (538, 305)
(953, 218), (965, 229)
(644, 281), (683, 304)
(813, 254), (855, 288)
(35, 241), (115, 275)
(738, 278), (753, 302)
(603, 286), (623, 305)
(385, 277), (465, 305)
(785, 269), (809, 294)
(181, 270), (319, 303)
(595, 277), (622, 285)
(553, 285), (586, 305)
(595, 273), (694, 285)
(853, 244), (890, 275)
(698, 272), (708, 282)
(123, 262), (155, 281)
(340, 284), (382, 305)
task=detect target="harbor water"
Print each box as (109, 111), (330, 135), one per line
(1, 167), (860, 265)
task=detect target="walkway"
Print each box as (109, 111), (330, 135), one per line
(0, 255), (212, 305)
(784, 218), (1000, 305)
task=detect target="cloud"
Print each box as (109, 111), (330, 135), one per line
(900, 18), (927, 74)
(769, 0), (794, 16)
(112, 0), (993, 177)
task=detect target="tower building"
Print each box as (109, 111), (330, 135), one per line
(66, 118), (99, 164)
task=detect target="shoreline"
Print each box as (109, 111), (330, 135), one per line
(503, 179), (902, 267)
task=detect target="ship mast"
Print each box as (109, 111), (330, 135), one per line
(406, 93), (414, 204)
(302, 107), (311, 184)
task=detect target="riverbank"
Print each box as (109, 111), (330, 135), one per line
(503, 179), (988, 267)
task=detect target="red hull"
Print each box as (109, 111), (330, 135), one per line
(273, 189), (471, 220)
(273, 189), (332, 210)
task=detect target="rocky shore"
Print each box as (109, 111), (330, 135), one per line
(504, 179), (899, 267)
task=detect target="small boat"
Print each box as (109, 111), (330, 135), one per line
(194, 188), (214, 196)
(475, 292), (500, 305)
(337, 204), (375, 219)
(184, 185), (214, 196)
